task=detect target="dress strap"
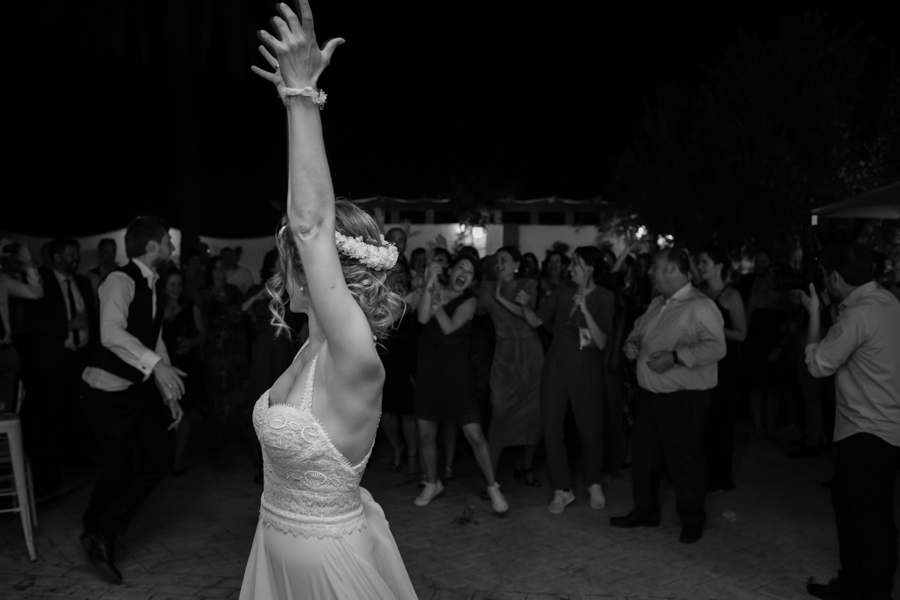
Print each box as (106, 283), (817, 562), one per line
(713, 284), (729, 302)
(293, 339), (310, 363)
(300, 353), (318, 412)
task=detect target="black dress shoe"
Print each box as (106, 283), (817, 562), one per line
(609, 510), (660, 528)
(806, 578), (855, 600)
(679, 523), (703, 544)
(80, 531), (122, 584)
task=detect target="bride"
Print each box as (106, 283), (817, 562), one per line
(240, 2), (417, 598)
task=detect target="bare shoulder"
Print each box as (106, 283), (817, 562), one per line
(722, 286), (744, 307)
(322, 342), (384, 406)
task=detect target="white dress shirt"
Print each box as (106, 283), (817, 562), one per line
(82, 259), (171, 392)
(54, 269), (90, 350)
(627, 283), (727, 394)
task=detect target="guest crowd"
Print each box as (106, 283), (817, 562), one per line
(0, 235), (307, 494)
(1, 222), (898, 600)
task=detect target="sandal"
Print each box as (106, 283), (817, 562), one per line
(513, 465), (542, 487)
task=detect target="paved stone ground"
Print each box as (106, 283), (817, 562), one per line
(2, 428), (898, 600)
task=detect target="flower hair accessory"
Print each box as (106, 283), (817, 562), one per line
(335, 232), (398, 270)
(281, 86), (327, 109)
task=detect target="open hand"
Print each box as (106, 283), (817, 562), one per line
(153, 362), (187, 401)
(797, 283), (820, 315)
(165, 398), (184, 431)
(515, 290), (531, 306)
(258, 1), (344, 91)
(250, 45), (287, 98)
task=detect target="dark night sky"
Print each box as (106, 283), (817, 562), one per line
(9, 1), (898, 238)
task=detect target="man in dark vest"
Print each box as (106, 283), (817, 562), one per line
(79, 216), (186, 584)
(21, 238), (98, 496)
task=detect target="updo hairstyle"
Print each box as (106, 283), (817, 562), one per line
(268, 200), (405, 340)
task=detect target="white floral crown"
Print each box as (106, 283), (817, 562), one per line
(335, 231), (399, 271)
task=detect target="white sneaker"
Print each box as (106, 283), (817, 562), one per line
(414, 481), (444, 507)
(588, 483), (606, 510)
(548, 489), (575, 514)
(486, 482), (509, 513)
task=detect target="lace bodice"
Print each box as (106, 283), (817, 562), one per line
(252, 350), (374, 539)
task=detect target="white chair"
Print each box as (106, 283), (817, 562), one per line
(0, 380), (37, 561)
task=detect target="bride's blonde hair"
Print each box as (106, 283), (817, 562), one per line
(267, 200), (404, 340)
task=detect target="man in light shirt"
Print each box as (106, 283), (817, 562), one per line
(800, 243), (900, 600)
(610, 248), (726, 544)
(79, 217), (186, 584)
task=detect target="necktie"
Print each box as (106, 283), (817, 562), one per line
(65, 279), (81, 348)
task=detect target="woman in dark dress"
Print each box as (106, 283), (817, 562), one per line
(240, 249), (303, 483)
(160, 268), (206, 473)
(520, 247), (616, 514)
(413, 255), (508, 513)
(199, 256), (249, 440)
(483, 247), (544, 486)
(697, 246), (747, 491)
(379, 261), (420, 481)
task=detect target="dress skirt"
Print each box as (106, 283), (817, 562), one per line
(239, 488), (418, 600)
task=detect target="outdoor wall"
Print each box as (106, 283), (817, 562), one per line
(515, 225), (601, 257)
(1, 222), (602, 283)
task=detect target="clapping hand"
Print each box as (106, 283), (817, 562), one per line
(257, 1), (344, 92)
(796, 283), (820, 316)
(572, 292), (587, 313)
(17, 243), (33, 266)
(494, 280), (504, 300)
(425, 262), (444, 285)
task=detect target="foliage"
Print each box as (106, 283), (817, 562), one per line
(613, 12), (899, 252)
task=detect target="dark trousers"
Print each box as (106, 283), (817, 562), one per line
(832, 432), (900, 600)
(20, 344), (90, 492)
(541, 344), (605, 490)
(82, 380), (175, 537)
(631, 388), (710, 526)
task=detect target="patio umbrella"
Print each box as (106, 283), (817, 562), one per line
(812, 181), (900, 219)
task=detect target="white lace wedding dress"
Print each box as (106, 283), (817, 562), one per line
(239, 349), (418, 599)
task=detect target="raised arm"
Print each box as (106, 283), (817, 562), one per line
(259, 3), (385, 383)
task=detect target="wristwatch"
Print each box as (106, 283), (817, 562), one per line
(671, 351), (680, 366)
